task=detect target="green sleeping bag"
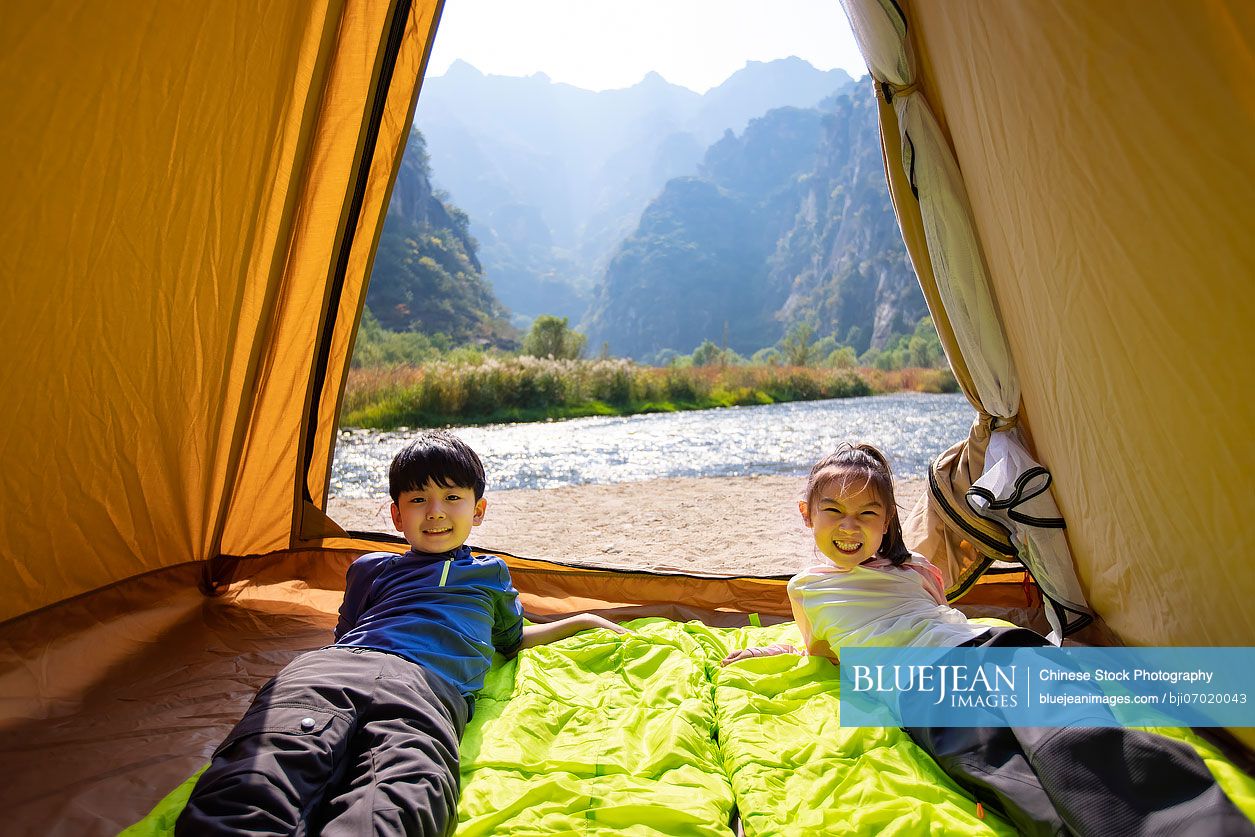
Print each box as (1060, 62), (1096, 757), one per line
(714, 621), (1015, 836)
(124, 619), (1255, 836)
(123, 620), (736, 837)
(455, 619), (733, 835)
(714, 621), (1255, 836)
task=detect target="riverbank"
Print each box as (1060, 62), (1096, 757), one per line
(341, 358), (957, 429)
(327, 473), (927, 576)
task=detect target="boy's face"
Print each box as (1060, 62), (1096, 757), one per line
(390, 480), (486, 554)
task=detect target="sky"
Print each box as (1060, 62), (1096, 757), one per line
(427, 0), (867, 94)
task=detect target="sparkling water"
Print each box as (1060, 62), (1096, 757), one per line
(329, 392), (973, 498)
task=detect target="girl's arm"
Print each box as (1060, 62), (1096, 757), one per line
(719, 580), (840, 665)
(720, 643), (801, 665)
(520, 613), (628, 649)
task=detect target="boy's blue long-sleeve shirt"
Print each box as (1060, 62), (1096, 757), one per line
(333, 545), (524, 696)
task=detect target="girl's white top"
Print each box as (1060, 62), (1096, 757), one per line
(786, 553), (989, 653)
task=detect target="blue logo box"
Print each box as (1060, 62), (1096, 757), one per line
(838, 647), (1255, 727)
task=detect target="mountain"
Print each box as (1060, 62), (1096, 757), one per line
(584, 86), (926, 359)
(584, 107), (826, 357)
(364, 130), (516, 347)
(413, 59), (854, 324)
(693, 57), (855, 142)
(771, 90), (923, 353)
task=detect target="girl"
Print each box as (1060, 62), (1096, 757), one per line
(724, 443), (1252, 837)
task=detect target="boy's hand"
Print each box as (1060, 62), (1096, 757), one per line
(720, 643), (800, 666)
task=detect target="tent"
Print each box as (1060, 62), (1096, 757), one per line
(0, 0), (1251, 831)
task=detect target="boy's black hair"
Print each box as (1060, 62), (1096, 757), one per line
(389, 430), (486, 502)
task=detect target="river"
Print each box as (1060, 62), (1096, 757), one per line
(329, 391), (973, 498)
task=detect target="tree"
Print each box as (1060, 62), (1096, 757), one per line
(779, 323), (819, 366)
(690, 340), (724, 367)
(812, 336), (838, 360)
(751, 347), (782, 365)
(859, 348), (883, 369)
(844, 325), (866, 355)
(644, 348), (682, 367)
(521, 315), (587, 360)
(690, 339), (744, 367)
(909, 316), (945, 368)
(908, 336), (931, 368)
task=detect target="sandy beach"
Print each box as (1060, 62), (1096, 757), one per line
(327, 474), (927, 577)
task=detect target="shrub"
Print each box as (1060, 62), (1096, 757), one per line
(586, 361), (635, 405)
(825, 346), (858, 369)
(919, 367), (960, 394)
(664, 370), (701, 403)
(767, 371), (821, 401)
(340, 354), (925, 429)
(826, 370), (872, 398)
(510, 359), (566, 408)
(350, 308), (443, 367)
(418, 367), (466, 416)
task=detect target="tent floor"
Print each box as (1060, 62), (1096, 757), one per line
(0, 554), (1227, 834)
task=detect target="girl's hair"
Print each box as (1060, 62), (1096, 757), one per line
(805, 442), (911, 566)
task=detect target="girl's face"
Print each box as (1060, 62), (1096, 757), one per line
(800, 474), (890, 571)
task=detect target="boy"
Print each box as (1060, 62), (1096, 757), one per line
(177, 430), (623, 835)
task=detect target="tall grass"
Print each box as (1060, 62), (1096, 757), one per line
(341, 357), (957, 429)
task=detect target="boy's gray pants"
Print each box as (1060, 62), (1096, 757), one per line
(907, 628), (1254, 837)
(176, 646), (469, 836)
